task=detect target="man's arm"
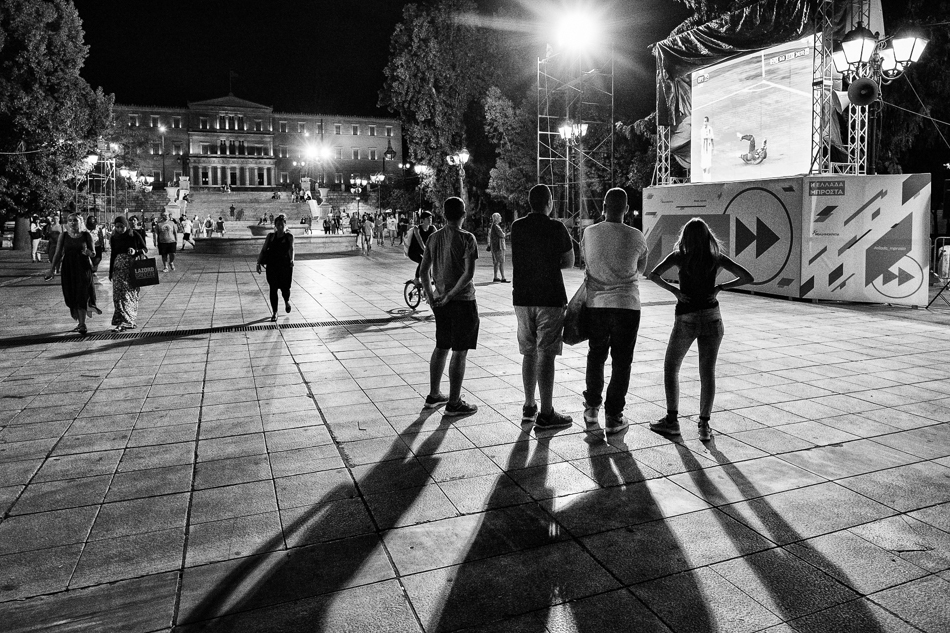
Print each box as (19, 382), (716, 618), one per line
(559, 226), (575, 269)
(420, 246), (435, 304)
(437, 251), (476, 307)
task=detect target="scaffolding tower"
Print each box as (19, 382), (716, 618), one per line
(537, 49), (614, 231)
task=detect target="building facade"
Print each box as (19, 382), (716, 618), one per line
(114, 94), (403, 191)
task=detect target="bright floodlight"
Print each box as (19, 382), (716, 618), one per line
(319, 146), (332, 160)
(556, 11), (596, 52)
(304, 145), (318, 160)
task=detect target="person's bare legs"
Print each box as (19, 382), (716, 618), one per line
(448, 350), (468, 403)
(522, 352), (537, 408)
(536, 352), (557, 415)
(429, 348), (449, 398)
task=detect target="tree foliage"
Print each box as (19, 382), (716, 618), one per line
(379, 0), (500, 209)
(482, 86), (535, 215)
(0, 0), (113, 217)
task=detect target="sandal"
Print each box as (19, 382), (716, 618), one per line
(77, 326), (87, 336)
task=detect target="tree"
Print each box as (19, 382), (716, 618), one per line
(379, 0), (500, 210)
(0, 0), (113, 235)
(483, 86), (535, 216)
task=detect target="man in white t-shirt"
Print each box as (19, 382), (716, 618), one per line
(580, 188), (649, 433)
(181, 216), (195, 249)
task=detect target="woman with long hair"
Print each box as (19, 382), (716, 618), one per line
(256, 213), (294, 322)
(648, 218), (753, 441)
(45, 212), (96, 335)
(108, 215), (148, 331)
(489, 212), (508, 283)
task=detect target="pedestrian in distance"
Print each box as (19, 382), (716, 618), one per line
(45, 211), (95, 335)
(511, 183), (575, 430)
(488, 212), (508, 283)
(648, 217), (753, 440)
(361, 214), (374, 254)
(405, 211), (436, 284)
(84, 214), (104, 317)
(29, 215), (43, 262)
(157, 212), (178, 272)
(215, 216), (226, 237)
(256, 213), (295, 323)
(108, 215), (148, 331)
(580, 188), (649, 434)
(420, 197), (479, 416)
(204, 215), (213, 238)
(46, 216), (62, 273)
(181, 216), (195, 249)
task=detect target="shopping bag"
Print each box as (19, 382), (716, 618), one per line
(130, 257), (160, 288)
(562, 283), (589, 346)
(36, 239), (49, 255)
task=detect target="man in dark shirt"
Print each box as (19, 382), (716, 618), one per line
(420, 198), (479, 416)
(511, 184), (575, 429)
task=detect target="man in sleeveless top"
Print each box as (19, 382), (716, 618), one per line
(580, 188), (648, 433)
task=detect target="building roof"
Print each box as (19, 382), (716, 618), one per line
(186, 93), (273, 112)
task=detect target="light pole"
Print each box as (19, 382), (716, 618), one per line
(446, 148), (470, 206)
(118, 167), (137, 208)
(558, 121), (588, 219)
(412, 164), (431, 215)
(158, 125), (167, 185)
(370, 173), (385, 211)
(832, 24), (928, 174)
(350, 177), (367, 216)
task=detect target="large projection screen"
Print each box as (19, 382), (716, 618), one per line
(691, 35), (814, 183)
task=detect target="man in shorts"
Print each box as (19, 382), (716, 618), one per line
(511, 183), (575, 429)
(420, 197), (479, 416)
(156, 212), (178, 272)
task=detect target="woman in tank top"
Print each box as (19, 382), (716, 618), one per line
(648, 218), (753, 441)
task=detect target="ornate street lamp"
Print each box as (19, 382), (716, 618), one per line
(446, 148), (470, 205)
(350, 176), (368, 216)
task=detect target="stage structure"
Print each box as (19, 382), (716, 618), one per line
(645, 0), (931, 306)
(537, 46), (614, 230)
(82, 143), (118, 224)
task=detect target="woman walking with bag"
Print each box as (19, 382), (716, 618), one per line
(45, 212), (96, 335)
(256, 214), (294, 322)
(108, 215), (148, 331)
(648, 218), (753, 441)
(489, 213), (509, 283)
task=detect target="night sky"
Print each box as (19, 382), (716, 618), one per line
(75, 0), (692, 120)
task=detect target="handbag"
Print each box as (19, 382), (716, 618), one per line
(562, 282), (589, 346)
(130, 257), (160, 288)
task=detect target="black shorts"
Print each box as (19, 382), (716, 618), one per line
(158, 242), (177, 255)
(433, 300), (479, 351)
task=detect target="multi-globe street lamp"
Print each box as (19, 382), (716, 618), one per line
(558, 122), (588, 219)
(445, 149), (470, 205)
(369, 173), (385, 212)
(350, 176), (368, 216)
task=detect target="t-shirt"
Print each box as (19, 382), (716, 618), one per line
(157, 220), (177, 244)
(670, 251), (721, 315)
(387, 218), (397, 232)
(182, 219), (193, 234)
(423, 225), (477, 301)
(362, 219), (374, 236)
(511, 213), (573, 307)
(581, 222), (649, 310)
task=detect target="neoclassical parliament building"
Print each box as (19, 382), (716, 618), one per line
(113, 94), (404, 191)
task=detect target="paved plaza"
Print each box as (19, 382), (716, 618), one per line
(0, 244), (948, 633)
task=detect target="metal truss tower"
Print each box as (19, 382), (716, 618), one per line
(810, 0), (836, 174)
(537, 49), (614, 231)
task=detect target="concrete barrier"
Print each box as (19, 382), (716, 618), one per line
(193, 233), (359, 256)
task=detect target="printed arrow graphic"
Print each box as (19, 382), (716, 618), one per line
(898, 268), (914, 286)
(755, 218), (779, 258)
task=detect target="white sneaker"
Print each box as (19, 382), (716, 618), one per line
(583, 402), (600, 426)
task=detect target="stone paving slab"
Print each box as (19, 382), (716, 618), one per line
(0, 246), (949, 632)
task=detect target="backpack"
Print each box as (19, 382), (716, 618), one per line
(403, 226), (417, 258)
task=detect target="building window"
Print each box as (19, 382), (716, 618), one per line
(172, 116), (181, 129)
(153, 170), (161, 181)
(335, 146), (343, 159)
(255, 119), (263, 132)
(280, 172), (289, 184)
(369, 148), (378, 161)
(199, 117), (208, 130)
(150, 115), (160, 128)
(279, 121), (287, 133)
(352, 148), (360, 160)
(315, 122), (323, 135)
(228, 116), (235, 130)
(334, 123), (342, 135)
(298, 122), (306, 133)
(151, 143), (161, 155)
(335, 172), (343, 184)
(238, 116), (245, 130)
(201, 170), (209, 185)
(368, 125), (376, 137)
(386, 126), (393, 137)
(200, 143), (210, 155)
(128, 114), (139, 127)
(278, 146), (288, 158)
(173, 143), (183, 155)
(351, 124), (359, 136)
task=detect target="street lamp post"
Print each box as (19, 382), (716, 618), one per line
(350, 177), (368, 216)
(412, 164), (431, 215)
(558, 121), (588, 219)
(446, 148), (470, 206)
(158, 125), (167, 185)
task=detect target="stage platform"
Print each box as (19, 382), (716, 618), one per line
(192, 230), (360, 256)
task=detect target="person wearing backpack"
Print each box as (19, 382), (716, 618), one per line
(405, 211), (436, 284)
(29, 215), (43, 262)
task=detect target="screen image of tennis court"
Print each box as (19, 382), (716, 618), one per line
(691, 36), (814, 183)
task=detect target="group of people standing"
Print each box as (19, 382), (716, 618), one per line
(417, 183), (753, 439)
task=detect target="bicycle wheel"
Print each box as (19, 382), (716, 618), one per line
(404, 280), (421, 309)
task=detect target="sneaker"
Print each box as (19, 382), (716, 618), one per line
(649, 416), (681, 436)
(445, 399), (478, 416)
(698, 420), (712, 441)
(535, 410), (573, 430)
(170, 262), (175, 271)
(424, 393), (449, 409)
(522, 403), (538, 423)
(162, 267), (168, 273)
(605, 413), (629, 434)
(583, 402), (600, 426)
